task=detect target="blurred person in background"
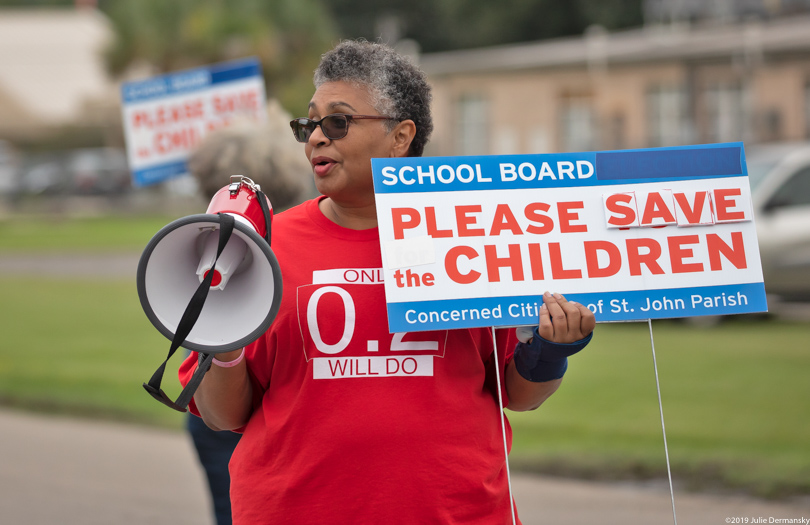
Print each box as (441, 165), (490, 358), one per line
(188, 99), (314, 205)
(179, 40), (594, 524)
(184, 99), (312, 525)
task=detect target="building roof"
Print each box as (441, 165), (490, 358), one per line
(420, 15), (810, 76)
(0, 8), (114, 128)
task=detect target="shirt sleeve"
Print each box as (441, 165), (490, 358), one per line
(178, 344), (266, 428)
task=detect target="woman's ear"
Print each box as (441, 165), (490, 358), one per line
(390, 120), (417, 157)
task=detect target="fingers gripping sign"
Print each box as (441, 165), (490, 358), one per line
(513, 292), (595, 382)
(538, 291), (596, 344)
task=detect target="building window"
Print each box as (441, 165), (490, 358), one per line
(647, 84), (688, 147)
(804, 81), (810, 139)
(528, 126), (550, 154)
(704, 82), (749, 143)
(456, 94), (489, 155)
(602, 113), (626, 151)
(560, 97), (595, 152)
(757, 108), (783, 143)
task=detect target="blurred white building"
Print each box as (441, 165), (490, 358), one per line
(0, 6), (118, 141)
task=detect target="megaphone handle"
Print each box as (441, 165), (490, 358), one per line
(143, 213), (235, 412)
(256, 189), (272, 245)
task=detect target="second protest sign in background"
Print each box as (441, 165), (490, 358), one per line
(372, 142), (768, 333)
(120, 58), (266, 187)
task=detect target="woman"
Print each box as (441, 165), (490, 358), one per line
(180, 40), (594, 524)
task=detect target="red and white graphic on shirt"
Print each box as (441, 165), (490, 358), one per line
(297, 268), (447, 379)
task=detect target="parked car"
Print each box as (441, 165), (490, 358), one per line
(66, 147), (130, 195)
(0, 140), (19, 196)
(17, 147), (130, 196)
(18, 151), (69, 195)
(746, 142), (810, 301)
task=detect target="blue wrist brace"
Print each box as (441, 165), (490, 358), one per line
(513, 328), (593, 382)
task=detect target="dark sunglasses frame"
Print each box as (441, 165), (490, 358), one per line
(289, 114), (396, 143)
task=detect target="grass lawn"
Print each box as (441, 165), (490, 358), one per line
(0, 214), (179, 252)
(0, 277), (187, 429)
(1, 214), (809, 499)
(507, 318), (810, 499)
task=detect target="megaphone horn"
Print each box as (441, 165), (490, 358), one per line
(137, 175), (283, 411)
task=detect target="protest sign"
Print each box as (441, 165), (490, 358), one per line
(120, 58), (266, 186)
(372, 143), (768, 333)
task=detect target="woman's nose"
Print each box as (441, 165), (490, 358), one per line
(308, 123), (330, 146)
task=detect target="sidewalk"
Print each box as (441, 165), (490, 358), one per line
(1, 408), (807, 525)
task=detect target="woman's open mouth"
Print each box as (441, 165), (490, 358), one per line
(312, 157), (337, 177)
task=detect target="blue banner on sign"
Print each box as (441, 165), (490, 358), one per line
(385, 282), (768, 332)
(595, 146), (743, 181)
(372, 142), (747, 194)
(121, 57), (262, 104)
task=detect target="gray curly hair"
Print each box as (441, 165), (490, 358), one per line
(314, 40), (433, 157)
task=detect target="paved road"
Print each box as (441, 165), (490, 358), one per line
(0, 252), (142, 279)
(1, 408), (808, 525)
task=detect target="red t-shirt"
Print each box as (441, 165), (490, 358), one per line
(180, 197), (520, 524)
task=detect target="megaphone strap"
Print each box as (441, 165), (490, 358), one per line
(143, 212), (235, 412)
(144, 352), (213, 412)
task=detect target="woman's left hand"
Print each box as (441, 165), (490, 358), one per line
(537, 292), (596, 344)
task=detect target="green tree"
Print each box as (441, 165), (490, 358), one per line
(578, 0), (645, 32)
(98, 0), (336, 116)
(0, 0), (72, 5)
(0, 0), (643, 107)
(328, 0), (643, 52)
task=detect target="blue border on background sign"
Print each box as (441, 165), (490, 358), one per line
(385, 282), (767, 332)
(132, 161), (187, 186)
(372, 142), (746, 194)
(121, 57), (262, 104)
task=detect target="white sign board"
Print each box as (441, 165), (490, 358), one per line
(120, 58), (266, 186)
(372, 143), (768, 333)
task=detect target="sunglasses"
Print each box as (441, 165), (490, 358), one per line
(289, 114), (396, 143)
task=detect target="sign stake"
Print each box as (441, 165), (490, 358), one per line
(491, 326), (518, 525)
(648, 318), (678, 525)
